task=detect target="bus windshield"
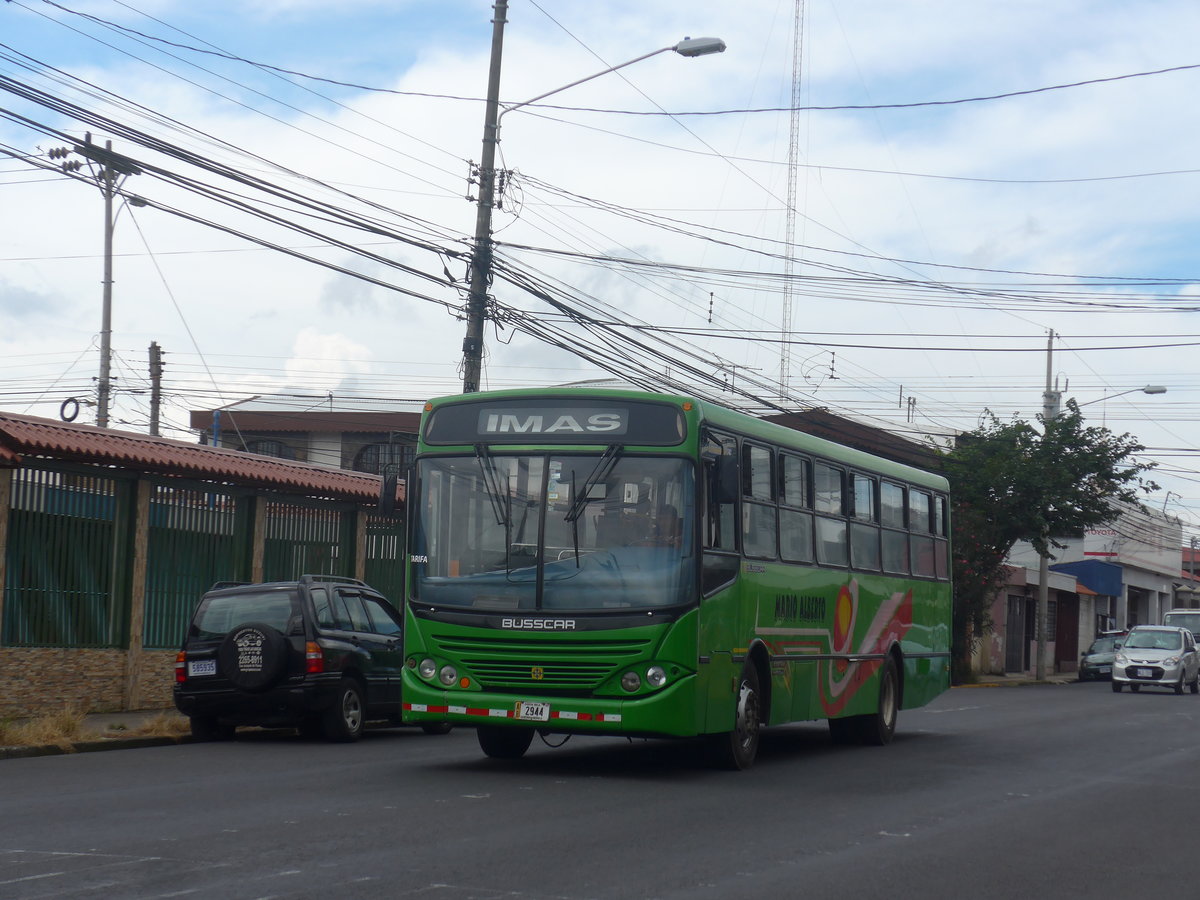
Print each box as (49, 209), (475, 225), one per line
(412, 454), (695, 612)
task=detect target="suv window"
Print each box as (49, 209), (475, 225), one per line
(311, 586), (335, 628)
(327, 591), (356, 630)
(339, 591), (373, 632)
(363, 595), (402, 636)
(192, 590), (300, 640)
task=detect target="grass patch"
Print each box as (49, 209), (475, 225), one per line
(0, 707), (190, 750)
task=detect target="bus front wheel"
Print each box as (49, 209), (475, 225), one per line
(714, 663), (762, 770)
(477, 726), (534, 760)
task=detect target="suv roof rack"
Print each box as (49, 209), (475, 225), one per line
(299, 574), (369, 587)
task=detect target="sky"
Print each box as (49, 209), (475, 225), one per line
(1, 0), (1198, 546)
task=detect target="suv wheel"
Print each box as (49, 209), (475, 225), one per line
(190, 716), (235, 742)
(323, 678), (365, 742)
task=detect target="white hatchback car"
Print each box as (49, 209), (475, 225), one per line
(1112, 625), (1200, 694)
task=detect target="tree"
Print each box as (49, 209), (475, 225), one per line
(938, 401), (1157, 682)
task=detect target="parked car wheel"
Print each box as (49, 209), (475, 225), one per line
(190, 715), (234, 741)
(322, 678), (365, 742)
(1112, 680), (1122, 693)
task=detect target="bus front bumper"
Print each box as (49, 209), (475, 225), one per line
(401, 670), (699, 737)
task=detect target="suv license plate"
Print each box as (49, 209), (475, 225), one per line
(514, 700), (550, 722)
(1135, 667), (1154, 678)
(189, 659), (217, 677)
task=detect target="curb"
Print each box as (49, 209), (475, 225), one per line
(0, 735), (190, 760)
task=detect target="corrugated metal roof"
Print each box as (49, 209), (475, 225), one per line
(0, 411), (391, 503)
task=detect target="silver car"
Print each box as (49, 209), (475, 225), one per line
(1112, 625), (1200, 694)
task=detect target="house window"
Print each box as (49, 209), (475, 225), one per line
(354, 442), (414, 475)
(242, 440), (295, 460)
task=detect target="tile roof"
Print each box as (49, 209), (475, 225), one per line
(0, 411), (392, 503)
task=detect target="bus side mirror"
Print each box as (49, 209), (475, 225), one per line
(379, 467), (400, 517)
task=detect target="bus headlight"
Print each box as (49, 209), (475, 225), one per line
(439, 665), (459, 686)
(418, 658), (437, 680)
(646, 665), (667, 688)
(620, 671), (641, 692)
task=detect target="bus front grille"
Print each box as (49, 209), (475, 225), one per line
(435, 633), (651, 692)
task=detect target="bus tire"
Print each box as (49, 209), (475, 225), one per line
(714, 663), (762, 770)
(859, 655), (900, 746)
(477, 726), (534, 760)
(827, 656), (899, 746)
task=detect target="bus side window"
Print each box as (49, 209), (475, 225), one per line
(702, 431), (738, 552)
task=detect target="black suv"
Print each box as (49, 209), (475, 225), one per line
(173, 575), (447, 742)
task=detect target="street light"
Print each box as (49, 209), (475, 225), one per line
(459, 0), (726, 393)
(1035, 333), (1167, 679)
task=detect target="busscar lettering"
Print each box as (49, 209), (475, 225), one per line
(501, 617), (577, 630)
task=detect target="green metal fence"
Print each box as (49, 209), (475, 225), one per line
(3, 464), (399, 649)
(143, 484), (251, 650)
(261, 498), (353, 582)
(2, 466), (129, 648)
(364, 514), (404, 603)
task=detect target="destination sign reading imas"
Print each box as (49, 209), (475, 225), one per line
(423, 398), (686, 445)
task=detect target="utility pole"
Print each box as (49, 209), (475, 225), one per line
(1036, 330), (1059, 681)
(148, 341), (163, 437)
(455, 6), (723, 394)
(48, 135), (142, 427)
(461, 0), (508, 394)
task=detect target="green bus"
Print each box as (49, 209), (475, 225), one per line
(401, 387), (951, 768)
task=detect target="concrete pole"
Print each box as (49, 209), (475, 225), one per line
(1036, 331), (1060, 680)
(148, 341), (163, 437)
(97, 145), (116, 428)
(461, 0), (508, 394)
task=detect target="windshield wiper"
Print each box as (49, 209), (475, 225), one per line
(564, 445), (622, 524)
(474, 444), (510, 527)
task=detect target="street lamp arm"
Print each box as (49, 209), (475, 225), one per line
(500, 47), (672, 119)
(1074, 385), (1167, 409)
(498, 37), (726, 120)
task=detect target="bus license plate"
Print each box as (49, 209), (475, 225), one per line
(189, 659), (217, 677)
(515, 700), (550, 722)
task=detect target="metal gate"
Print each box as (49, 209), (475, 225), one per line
(2, 466), (129, 647)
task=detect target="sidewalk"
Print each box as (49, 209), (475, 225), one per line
(956, 672), (1078, 688)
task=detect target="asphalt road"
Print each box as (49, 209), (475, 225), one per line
(1, 680), (1196, 899)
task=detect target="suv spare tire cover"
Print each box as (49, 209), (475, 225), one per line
(218, 622), (289, 692)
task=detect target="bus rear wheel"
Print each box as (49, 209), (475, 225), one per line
(477, 726), (534, 760)
(714, 663), (762, 770)
(828, 656), (899, 746)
